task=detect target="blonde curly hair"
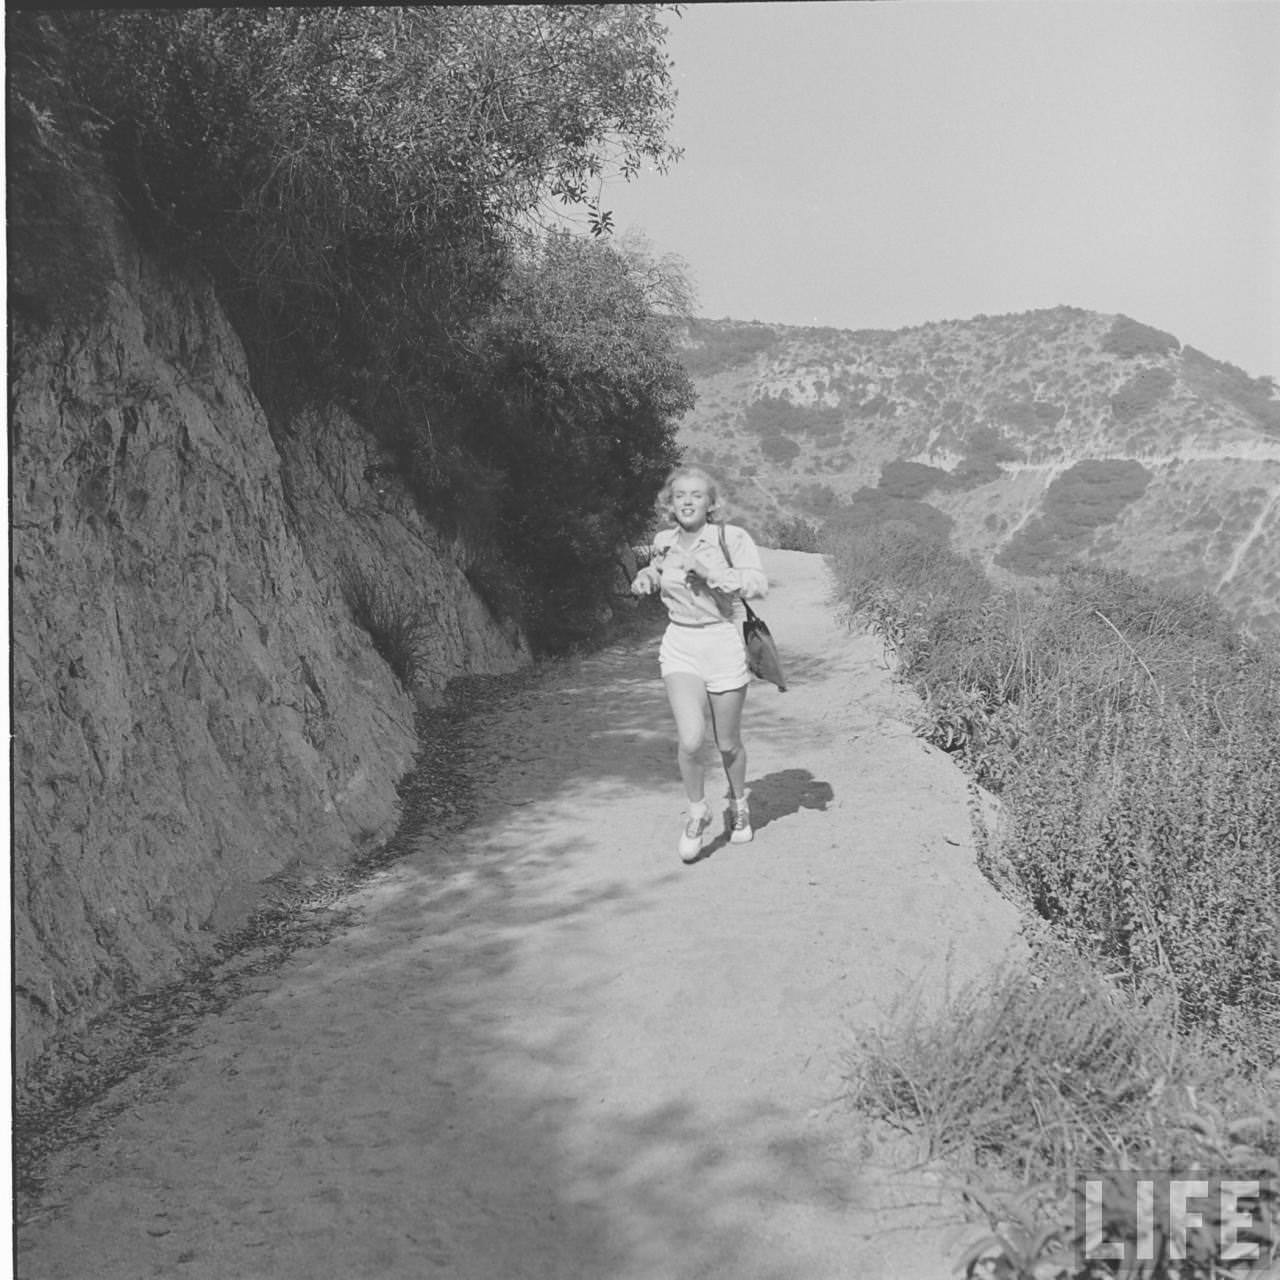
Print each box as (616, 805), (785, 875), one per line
(657, 466), (727, 525)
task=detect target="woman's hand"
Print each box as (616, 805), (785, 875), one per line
(687, 554), (729, 592)
(631, 569), (658, 596)
(686, 554), (715, 584)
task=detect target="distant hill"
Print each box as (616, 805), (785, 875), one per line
(674, 308), (1280, 642)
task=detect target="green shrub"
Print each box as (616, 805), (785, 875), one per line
(6, 17), (119, 328)
(1183, 346), (1280, 433)
(744, 392), (845, 445)
(997, 460), (1152, 575)
(1101, 314), (1180, 358)
(763, 513), (820, 552)
(759, 434), (800, 465)
(1002, 672), (1280, 1052)
(822, 489), (954, 549)
(878, 459), (951, 500)
(849, 392), (893, 418)
(679, 319), (779, 377)
(949, 426), (1024, 490)
(1111, 366), (1176, 421)
(792, 483), (839, 518)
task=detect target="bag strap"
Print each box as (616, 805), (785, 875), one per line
(718, 524), (759, 623)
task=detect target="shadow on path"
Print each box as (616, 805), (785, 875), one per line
(15, 553), (1006, 1280)
(695, 768), (835, 860)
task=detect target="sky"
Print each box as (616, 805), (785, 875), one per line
(591, 0), (1280, 380)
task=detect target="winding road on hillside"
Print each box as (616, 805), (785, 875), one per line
(17, 549), (1024, 1280)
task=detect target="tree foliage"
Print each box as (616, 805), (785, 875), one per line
(13, 6), (693, 652)
(65, 6), (681, 255)
(461, 232), (692, 646)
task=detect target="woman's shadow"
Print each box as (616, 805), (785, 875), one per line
(699, 767), (834, 858)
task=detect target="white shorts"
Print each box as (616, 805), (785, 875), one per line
(659, 620), (749, 693)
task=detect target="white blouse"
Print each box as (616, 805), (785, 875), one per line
(636, 523), (769, 626)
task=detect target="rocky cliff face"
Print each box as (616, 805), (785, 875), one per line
(10, 196), (528, 1077)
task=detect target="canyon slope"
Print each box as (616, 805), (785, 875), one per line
(677, 310), (1280, 640)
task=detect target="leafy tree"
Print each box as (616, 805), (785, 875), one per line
(52, 7), (682, 380)
(14, 6), (693, 651)
(461, 232), (693, 648)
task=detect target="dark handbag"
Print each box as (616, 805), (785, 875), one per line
(718, 525), (788, 691)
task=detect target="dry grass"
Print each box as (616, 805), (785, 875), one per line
(847, 956), (1280, 1278)
(828, 525), (1280, 1274)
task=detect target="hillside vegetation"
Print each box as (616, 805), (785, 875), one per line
(827, 515), (1280, 1274)
(677, 310), (1280, 641)
(679, 312), (1280, 1268)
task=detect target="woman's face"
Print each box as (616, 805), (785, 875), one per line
(671, 474), (712, 530)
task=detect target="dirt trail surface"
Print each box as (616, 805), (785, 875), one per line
(18, 549), (1024, 1280)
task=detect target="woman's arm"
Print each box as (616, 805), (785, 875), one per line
(699, 526), (769, 600)
(630, 534), (669, 595)
(630, 563), (660, 595)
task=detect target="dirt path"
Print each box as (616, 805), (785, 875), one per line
(17, 549), (1024, 1280)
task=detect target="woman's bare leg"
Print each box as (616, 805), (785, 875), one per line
(707, 684), (749, 799)
(663, 672), (711, 803)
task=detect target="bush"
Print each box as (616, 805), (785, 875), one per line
(792, 483), (839, 518)
(829, 524), (1280, 1057)
(340, 565), (431, 693)
(759, 434), (800, 465)
(1101, 314), (1180, 358)
(744, 392), (845, 445)
(1183, 346), (1280, 433)
(878, 459), (951, 500)
(848, 957), (1280, 1278)
(1111, 366), (1176, 421)
(996, 460), (1152, 575)
(823, 489), (954, 547)
(679, 319), (779, 377)
(763, 514), (820, 552)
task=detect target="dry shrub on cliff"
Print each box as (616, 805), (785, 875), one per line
(339, 565), (431, 694)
